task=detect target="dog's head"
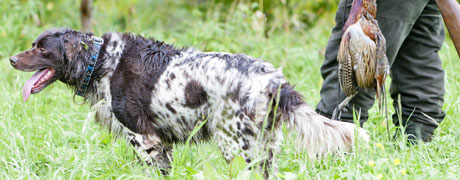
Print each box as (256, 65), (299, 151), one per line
(10, 28), (94, 101)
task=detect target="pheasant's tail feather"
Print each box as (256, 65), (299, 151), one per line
(374, 31), (388, 114)
(338, 32), (357, 97)
(383, 83), (390, 140)
(376, 82), (382, 113)
(376, 80), (386, 113)
(378, 78), (391, 140)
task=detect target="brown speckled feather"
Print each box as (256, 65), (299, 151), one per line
(337, 32), (357, 97)
(334, 0), (389, 121)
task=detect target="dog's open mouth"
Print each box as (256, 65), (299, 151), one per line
(22, 68), (56, 102)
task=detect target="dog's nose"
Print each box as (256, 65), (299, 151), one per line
(10, 56), (18, 64)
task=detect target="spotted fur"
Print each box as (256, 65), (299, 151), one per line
(11, 28), (369, 179)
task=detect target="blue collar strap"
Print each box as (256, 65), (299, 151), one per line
(75, 36), (104, 97)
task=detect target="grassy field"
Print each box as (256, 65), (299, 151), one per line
(1, 0), (460, 179)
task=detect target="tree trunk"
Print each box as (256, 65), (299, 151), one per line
(81, 0), (92, 32)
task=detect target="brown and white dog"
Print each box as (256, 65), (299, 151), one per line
(10, 28), (368, 178)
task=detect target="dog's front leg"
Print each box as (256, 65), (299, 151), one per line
(126, 133), (172, 174)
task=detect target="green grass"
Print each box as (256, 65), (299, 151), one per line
(1, 0), (460, 179)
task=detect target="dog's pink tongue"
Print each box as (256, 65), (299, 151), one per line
(22, 70), (46, 102)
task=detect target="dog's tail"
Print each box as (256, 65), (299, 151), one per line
(276, 83), (369, 158)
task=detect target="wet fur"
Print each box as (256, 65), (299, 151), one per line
(11, 28), (368, 178)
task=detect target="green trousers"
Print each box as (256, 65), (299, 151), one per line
(316, 0), (445, 142)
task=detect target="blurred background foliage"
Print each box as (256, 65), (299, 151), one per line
(0, 0), (343, 97)
(0, 0), (339, 57)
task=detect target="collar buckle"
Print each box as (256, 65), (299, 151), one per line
(92, 36), (104, 45)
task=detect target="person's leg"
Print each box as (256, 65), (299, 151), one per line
(389, 0), (445, 143)
(316, 0), (428, 126)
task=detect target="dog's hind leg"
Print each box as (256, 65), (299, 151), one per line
(214, 114), (256, 165)
(258, 129), (282, 180)
(214, 124), (252, 164)
(127, 133), (172, 175)
(214, 113), (280, 179)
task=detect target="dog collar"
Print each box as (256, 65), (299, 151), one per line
(75, 36), (104, 98)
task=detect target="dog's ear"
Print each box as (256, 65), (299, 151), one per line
(62, 33), (83, 62)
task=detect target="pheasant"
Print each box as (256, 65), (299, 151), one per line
(332, 0), (389, 121)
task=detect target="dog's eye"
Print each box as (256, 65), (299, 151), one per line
(39, 48), (47, 53)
